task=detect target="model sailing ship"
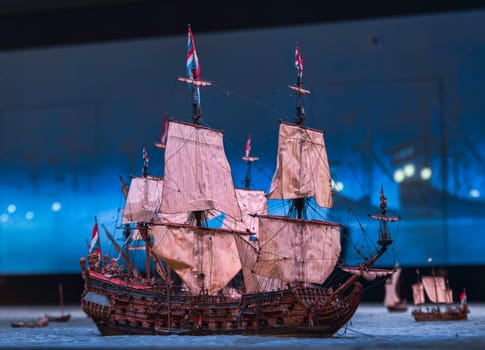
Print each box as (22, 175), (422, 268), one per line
(383, 265), (408, 312)
(80, 26), (398, 337)
(411, 262), (468, 321)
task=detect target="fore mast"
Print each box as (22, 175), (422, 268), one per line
(177, 24), (212, 229)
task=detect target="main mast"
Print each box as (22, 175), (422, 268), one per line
(267, 44), (332, 216)
(242, 135), (259, 189)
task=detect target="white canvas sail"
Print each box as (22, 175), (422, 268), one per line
(151, 224), (242, 295)
(225, 189), (286, 293)
(412, 283), (425, 305)
(224, 189), (267, 233)
(122, 176), (188, 225)
(122, 176), (163, 224)
(384, 268), (402, 307)
(159, 120), (241, 221)
(234, 236), (287, 293)
(253, 215), (341, 284)
(422, 276), (453, 304)
(267, 122), (333, 208)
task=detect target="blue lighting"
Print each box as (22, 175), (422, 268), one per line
(1, 10), (485, 274)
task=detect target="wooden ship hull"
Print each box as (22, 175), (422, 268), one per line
(80, 263), (363, 337)
(412, 304), (468, 321)
(387, 302), (408, 313)
(46, 314), (71, 322)
(11, 316), (49, 328)
(80, 29), (398, 339)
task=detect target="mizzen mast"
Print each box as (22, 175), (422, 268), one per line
(288, 44), (311, 219)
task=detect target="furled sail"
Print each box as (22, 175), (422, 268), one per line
(253, 215), (341, 283)
(412, 283), (425, 305)
(151, 223), (242, 295)
(159, 120), (241, 221)
(122, 176), (187, 224)
(225, 189), (286, 293)
(267, 122), (333, 208)
(384, 268), (402, 307)
(421, 276), (453, 304)
(341, 266), (393, 281)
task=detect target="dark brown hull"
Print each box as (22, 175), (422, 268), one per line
(387, 302), (408, 312)
(80, 268), (363, 337)
(11, 317), (49, 328)
(412, 304), (469, 321)
(46, 314), (71, 322)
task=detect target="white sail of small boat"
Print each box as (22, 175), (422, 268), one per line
(384, 268), (402, 307)
(412, 282), (426, 306)
(383, 266), (408, 311)
(414, 276), (453, 305)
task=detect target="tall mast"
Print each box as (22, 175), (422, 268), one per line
(191, 64), (201, 124)
(288, 44), (311, 219)
(369, 185), (398, 249)
(177, 24), (211, 125)
(177, 25), (212, 230)
(288, 44), (311, 127)
(142, 146), (149, 177)
(428, 256), (440, 311)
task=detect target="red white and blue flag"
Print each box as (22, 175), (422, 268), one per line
(245, 135), (252, 158)
(142, 146), (149, 167)
(160, 115), (169, 145)
(186, 25), (201, 105)
(295, 45), (303, 80)
(459, 289), (467, 304)
(88, 220), (101, 258)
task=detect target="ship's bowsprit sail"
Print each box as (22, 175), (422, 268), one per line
(267, 122), (333, 208)
(159, 120), (242, 221)
(253, 215), (341, 284)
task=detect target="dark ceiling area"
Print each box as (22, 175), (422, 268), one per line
(1, 0), (485, 51)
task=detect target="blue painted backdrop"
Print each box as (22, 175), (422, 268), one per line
(1, 10), (484, 274)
